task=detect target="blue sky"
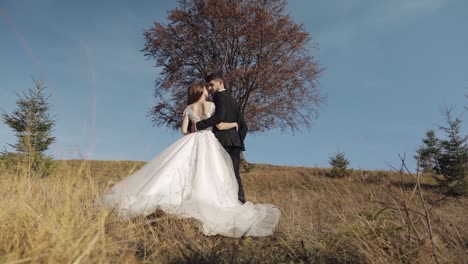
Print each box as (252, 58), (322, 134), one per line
(0, 0), (466, 171)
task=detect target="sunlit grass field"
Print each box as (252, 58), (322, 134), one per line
(1, 160), (466, 263)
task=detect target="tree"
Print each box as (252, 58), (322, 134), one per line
(142, 0), (324, 133)
(1, 79), (55, 173)
(415, 130), (440, 174)
(328, 152), (351, 178)
(435, 107), (467, 194)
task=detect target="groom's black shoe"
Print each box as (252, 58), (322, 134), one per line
(239, 198), (246, 204)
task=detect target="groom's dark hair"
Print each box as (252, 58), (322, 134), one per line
(205, 72), (225, 85)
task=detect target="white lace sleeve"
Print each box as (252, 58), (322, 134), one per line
(182, 106), (190, 117)
(183, 106), (199, 122)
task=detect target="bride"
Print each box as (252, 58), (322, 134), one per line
(100, 82), (280, 237)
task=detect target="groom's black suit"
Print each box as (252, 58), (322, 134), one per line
(196, 89), (247, 203)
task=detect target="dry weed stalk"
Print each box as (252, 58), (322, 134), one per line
(377, 153), (445, 264)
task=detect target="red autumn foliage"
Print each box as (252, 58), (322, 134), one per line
(142, 0), (325, 133)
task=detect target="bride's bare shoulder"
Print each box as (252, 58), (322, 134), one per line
(187, 103), (197, 110)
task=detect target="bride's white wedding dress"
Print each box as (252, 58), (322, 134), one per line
(100, 104), (280, 237)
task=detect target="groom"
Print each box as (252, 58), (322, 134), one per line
(192, 73), (248, 203)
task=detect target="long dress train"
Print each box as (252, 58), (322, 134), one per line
(100, 105), (280, 237)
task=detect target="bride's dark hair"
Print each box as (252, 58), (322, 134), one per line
(187, 82), (205, 105)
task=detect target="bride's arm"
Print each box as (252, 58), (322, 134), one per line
(181, 113), (190, 135)
(216, 122), (238, 131)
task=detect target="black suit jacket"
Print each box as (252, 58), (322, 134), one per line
(196, 90), (247, 151)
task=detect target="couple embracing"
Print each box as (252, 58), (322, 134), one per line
(101, 73), (280, 238)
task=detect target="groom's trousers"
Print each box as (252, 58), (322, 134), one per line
(224, 146), (246, 203)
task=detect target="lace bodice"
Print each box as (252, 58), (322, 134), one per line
(183, 103), (216, 128)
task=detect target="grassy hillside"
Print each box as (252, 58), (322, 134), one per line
(0, 160), (466, 263)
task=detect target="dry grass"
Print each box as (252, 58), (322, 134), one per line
(0, 160), (466, 263)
